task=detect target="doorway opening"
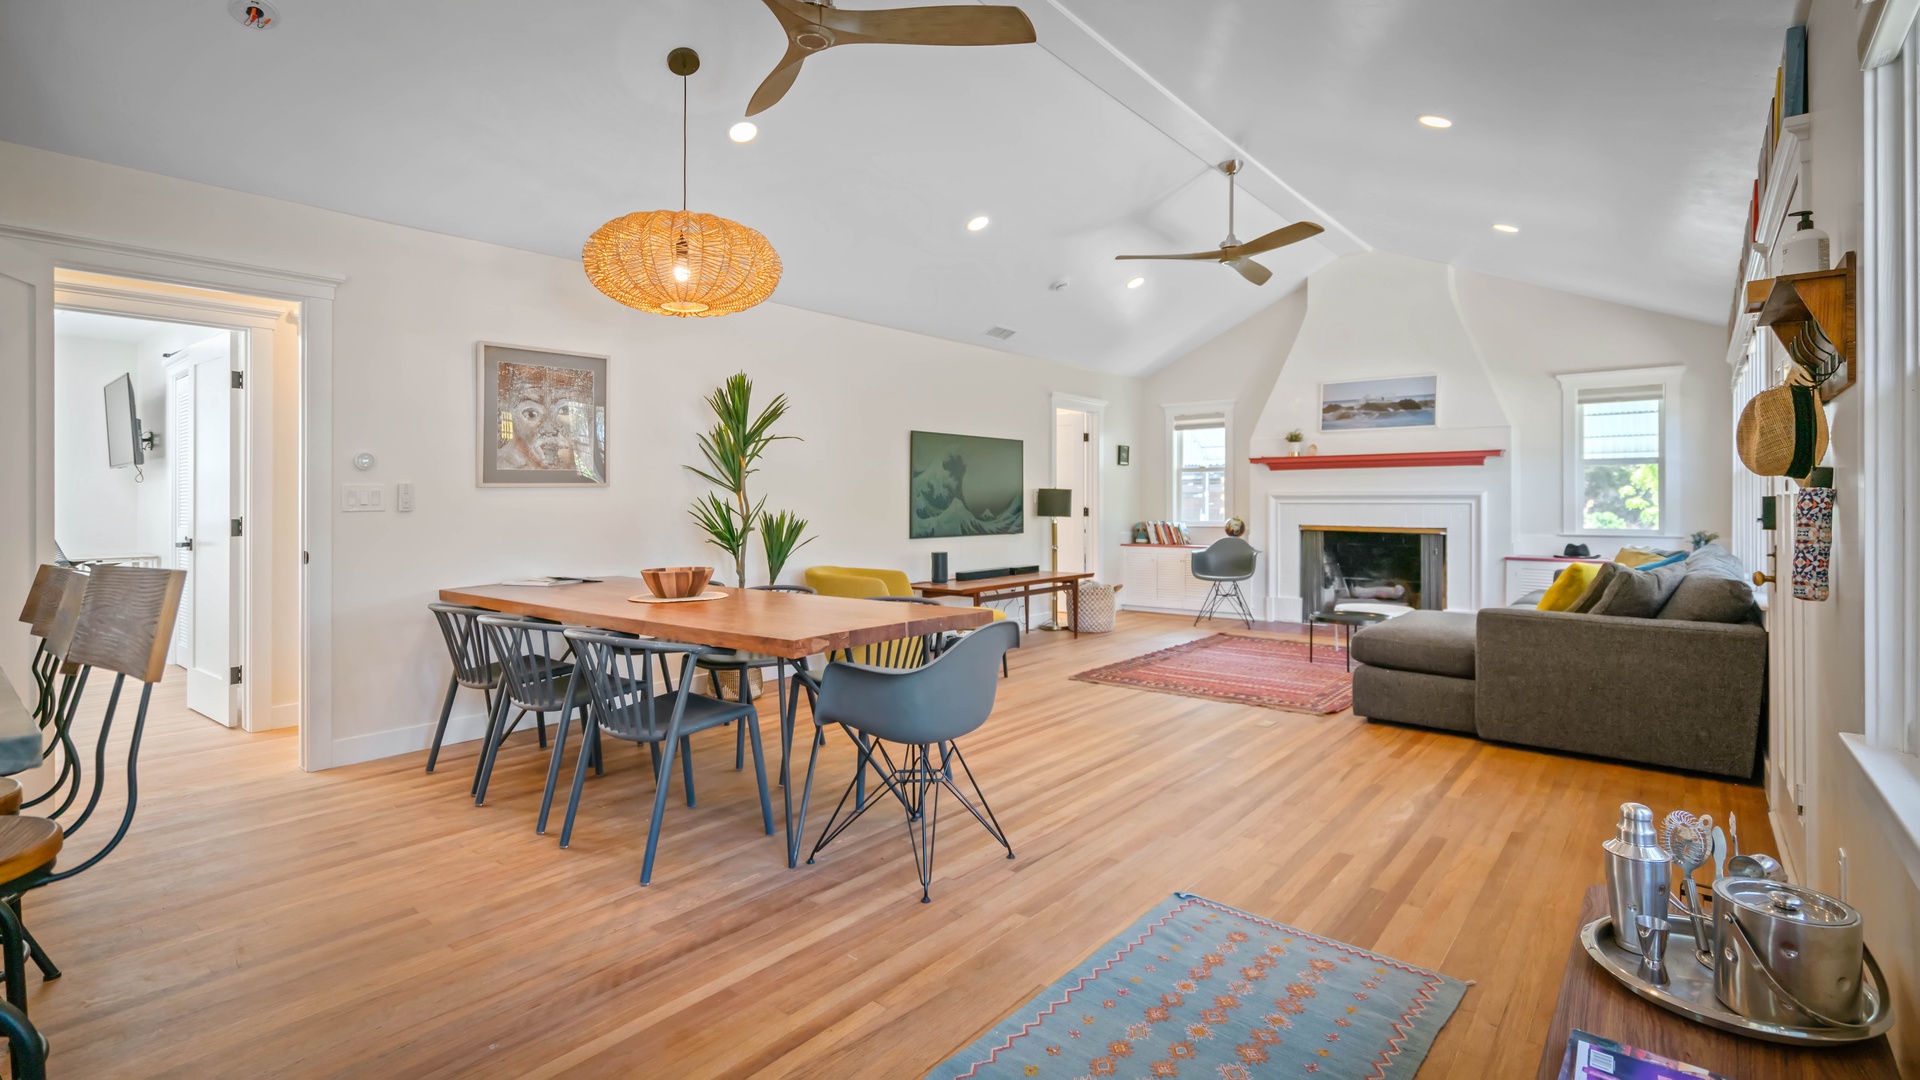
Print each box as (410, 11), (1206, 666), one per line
(52, 272), (303, 746)
(1049, 395), (1104, 624)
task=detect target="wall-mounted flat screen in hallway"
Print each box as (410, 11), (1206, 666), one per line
(104, 372), (144, 468)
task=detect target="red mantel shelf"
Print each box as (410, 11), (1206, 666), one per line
(1251, 449), (1505, 471)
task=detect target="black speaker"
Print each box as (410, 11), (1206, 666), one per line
(1008, 565), (1040, 577)
(931, 552), (949, 584)
(956, 567), (1011, 582)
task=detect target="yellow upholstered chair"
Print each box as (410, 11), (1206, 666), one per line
(802, 566), (1012, 675)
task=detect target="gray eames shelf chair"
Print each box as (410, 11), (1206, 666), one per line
(801, 619), (1019, 903)
(1191, 536), (1260, 628)
(561, 629), (773, 885)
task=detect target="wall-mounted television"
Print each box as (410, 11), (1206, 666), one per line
(104, 373), (144, 469)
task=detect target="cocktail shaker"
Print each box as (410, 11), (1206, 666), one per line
(1604, 802), (1672, 955)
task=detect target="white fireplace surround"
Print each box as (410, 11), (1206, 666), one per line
(1267, 491), (1485, 622)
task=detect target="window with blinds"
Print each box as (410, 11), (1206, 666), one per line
(1576, 385), (1662, 531)
(1173, 413), (1227, 525)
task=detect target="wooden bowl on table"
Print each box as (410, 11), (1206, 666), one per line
(639, 566), (714, 599)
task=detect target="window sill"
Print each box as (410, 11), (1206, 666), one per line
(1839, 733), (1920, 895)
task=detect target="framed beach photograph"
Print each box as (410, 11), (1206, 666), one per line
(909, 430), (1024, 538)
(1319, 375), (1437, 432)
(477, 343), (609, 486)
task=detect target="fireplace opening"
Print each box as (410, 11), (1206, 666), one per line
(1300, 527), (1446, 616)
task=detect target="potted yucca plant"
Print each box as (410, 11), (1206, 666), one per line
(687, 373), (797, 588)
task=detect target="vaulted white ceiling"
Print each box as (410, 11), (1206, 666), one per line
(0, 0), (1791, 374)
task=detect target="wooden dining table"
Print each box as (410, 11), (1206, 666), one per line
(439, 577), (994, 866)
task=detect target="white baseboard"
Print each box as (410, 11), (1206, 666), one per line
(1120, 603), (1204, 617)
(329, 707), (492, 769)
(261, 702), (299, 731)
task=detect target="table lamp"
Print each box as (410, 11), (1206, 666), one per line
(1037, 488), (1073, 629)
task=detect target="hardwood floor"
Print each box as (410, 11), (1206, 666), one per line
(18, 613), (1765, 1078)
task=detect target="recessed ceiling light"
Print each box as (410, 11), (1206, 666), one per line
(1492, 223), (1520, 233)
(1418, 115), (1452, 129)
(729, 121), (758, 143)
(1126, 276), (1146, 289)
(967, 215), (991, 232)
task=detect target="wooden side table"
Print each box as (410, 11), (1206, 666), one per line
(1535, 886), (1897, 1079)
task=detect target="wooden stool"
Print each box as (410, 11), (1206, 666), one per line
(0, 779), (19, 816)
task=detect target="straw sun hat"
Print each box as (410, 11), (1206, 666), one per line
(1737, 372), (1828, 479)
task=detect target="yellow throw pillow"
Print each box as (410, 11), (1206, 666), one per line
(1614, 547), (1665, 568)
(1536, 562), (1602, 612)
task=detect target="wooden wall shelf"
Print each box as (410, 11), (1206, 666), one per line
(1251, 449), (1504, 471)
(1743, 252), (1856, 400)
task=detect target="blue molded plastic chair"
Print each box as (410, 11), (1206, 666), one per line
(802, 619), (1019, 902)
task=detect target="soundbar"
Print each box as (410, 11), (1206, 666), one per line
(953, 564), (1043, 582)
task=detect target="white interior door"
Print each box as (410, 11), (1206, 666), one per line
(183, 335), (240, 726)
(1052, 407), (1099, 618)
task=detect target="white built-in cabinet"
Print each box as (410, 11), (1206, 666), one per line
(1120, 545), (1211, 613)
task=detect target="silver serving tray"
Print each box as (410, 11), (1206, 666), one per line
(1582, 915), (1894, 1046)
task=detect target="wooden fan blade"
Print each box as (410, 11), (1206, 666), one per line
(822, 5), (1037, 47)
(747, 42), (811, 116)
(761, 0), (825, 33)
(1114, 252), (1229, 262)
(1225, 222), (1324, 259)
(1228, 258), (1273, 285)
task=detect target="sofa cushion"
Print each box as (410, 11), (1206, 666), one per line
(1569, 562), (1625, 613)
(1589, 561), (1688, 618)
(1647, 544), (1757, 623)
(1347, 610), (1477, 679)
(1352, 665), (1477, 734)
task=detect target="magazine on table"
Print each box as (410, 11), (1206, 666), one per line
(1557, 1030), (1734, 1080)
(498, 576), (600, 587)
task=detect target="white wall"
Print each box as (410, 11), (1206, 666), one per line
(52, 333), (142, 556)
(1786, 2), (1920, 1072)
(0, 138), (1139, 767)
(1453, 268), (1733, 553)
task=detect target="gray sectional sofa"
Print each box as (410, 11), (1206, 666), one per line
(1347, 546), (1766, 778)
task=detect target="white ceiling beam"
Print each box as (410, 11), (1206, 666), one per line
(1017, 0), (1369, 256)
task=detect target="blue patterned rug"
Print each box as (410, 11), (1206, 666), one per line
(931, 893), (1469, 1080)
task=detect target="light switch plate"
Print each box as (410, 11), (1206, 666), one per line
(342, 484), (385, 512)
(396, 482), (415, 512)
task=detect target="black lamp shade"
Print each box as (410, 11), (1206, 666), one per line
(1036, 488), (1073, 518)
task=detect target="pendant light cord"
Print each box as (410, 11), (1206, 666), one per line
(687, 72), (695, 212)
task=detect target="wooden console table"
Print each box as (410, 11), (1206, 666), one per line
(913, 570), (1096, 637)
(1535, 886), (1896, 1079)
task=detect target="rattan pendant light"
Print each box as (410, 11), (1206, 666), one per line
(583, 48), (781, 318)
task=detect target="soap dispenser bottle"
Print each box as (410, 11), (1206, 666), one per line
(1776, 211), (1830, 276)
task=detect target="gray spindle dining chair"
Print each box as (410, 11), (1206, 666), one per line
(474, 615), (592, 809)
(560, 629), (773, 884)
(425, 603), (542, 776)
(694, 584), (815, 772)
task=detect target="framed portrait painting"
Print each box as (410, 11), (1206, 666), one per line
(477, 343), (609, 486)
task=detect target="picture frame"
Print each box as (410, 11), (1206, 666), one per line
(909, 430), (1025, 538)
(476, 342), (609, 487)
(1318, 375), (1438, 432)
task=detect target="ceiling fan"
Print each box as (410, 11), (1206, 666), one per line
(1115, 160), (1324, 286)
(747, 0), (1038, 116)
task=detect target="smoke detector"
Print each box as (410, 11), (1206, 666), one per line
(229, 1), (279, 29)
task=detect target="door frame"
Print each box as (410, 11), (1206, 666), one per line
(1048, 392), (1105, 582)
(4, 224), (339, 770)
(58, 290), (274, 731)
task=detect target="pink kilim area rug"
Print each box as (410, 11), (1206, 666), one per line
(1069, 634), (1353, 715)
